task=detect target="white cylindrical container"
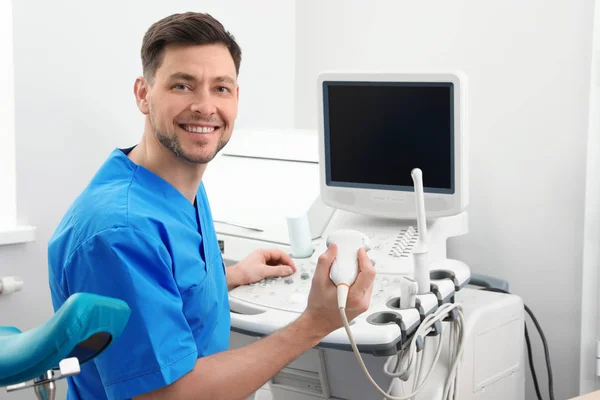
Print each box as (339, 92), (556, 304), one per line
(286, 213), (313, 258)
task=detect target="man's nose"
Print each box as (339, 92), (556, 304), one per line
(190, 91), (217, 116)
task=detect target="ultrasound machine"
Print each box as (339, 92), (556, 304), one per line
(203, 72), (525, 399)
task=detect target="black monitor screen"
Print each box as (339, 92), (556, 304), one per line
(323, 81), (454, 193)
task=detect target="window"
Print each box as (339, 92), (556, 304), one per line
(0, 0), (35, 245)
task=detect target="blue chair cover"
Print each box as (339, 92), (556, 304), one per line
(0, 293), (131, 387)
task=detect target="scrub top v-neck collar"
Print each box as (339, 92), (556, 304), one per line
(114, 148), (209, 263)
(193, 195), (211, 272)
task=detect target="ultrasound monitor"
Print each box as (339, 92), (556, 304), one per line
(317, 72), (468, 219)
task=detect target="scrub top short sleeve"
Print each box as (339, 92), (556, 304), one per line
(65, 226), (198, 400)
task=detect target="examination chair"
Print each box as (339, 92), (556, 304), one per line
(0, 293), (131, 399)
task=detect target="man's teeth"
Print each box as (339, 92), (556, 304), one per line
(182, 125), (216, 133)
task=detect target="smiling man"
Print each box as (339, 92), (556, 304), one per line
(47, 12), (375, 400)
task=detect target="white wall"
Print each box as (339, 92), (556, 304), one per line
(295, 1), (595, 399)
(0, 1), (295, 399)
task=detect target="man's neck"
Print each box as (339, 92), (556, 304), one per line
(128, 130), (206, 204)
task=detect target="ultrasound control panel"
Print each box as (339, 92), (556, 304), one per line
(227, 215), (471, 354)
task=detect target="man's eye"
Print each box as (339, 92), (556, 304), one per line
(216, 86), (230, 93)
(173, 84), (191, 91)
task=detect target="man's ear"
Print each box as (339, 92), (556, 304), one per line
(134, 76), (150, 115)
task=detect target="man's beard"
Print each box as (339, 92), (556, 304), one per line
(149, 108), (227, 164)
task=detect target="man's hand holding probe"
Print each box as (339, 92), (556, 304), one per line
(303, 243), (376, 336)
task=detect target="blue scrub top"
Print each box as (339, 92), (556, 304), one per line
(48, 148), (230, 400)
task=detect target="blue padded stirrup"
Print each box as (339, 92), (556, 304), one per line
(0, 293), (131, 387)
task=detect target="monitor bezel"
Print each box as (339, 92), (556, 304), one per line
(317, 71), (468, 219)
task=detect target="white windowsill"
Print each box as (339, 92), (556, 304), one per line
(0, 225), (36, 246)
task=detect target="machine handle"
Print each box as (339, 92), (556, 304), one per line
(230, 309), (299, 336)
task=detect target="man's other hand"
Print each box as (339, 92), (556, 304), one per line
(227, 249), (297, 289)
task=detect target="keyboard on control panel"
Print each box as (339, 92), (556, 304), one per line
(309, 226), (418, 274)
(229, 226), (419, 314)
(229, 263), (414, 313)
(230, 270), (409, 314)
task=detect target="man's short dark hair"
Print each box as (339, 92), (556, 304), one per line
(141, 12), (242, 82)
